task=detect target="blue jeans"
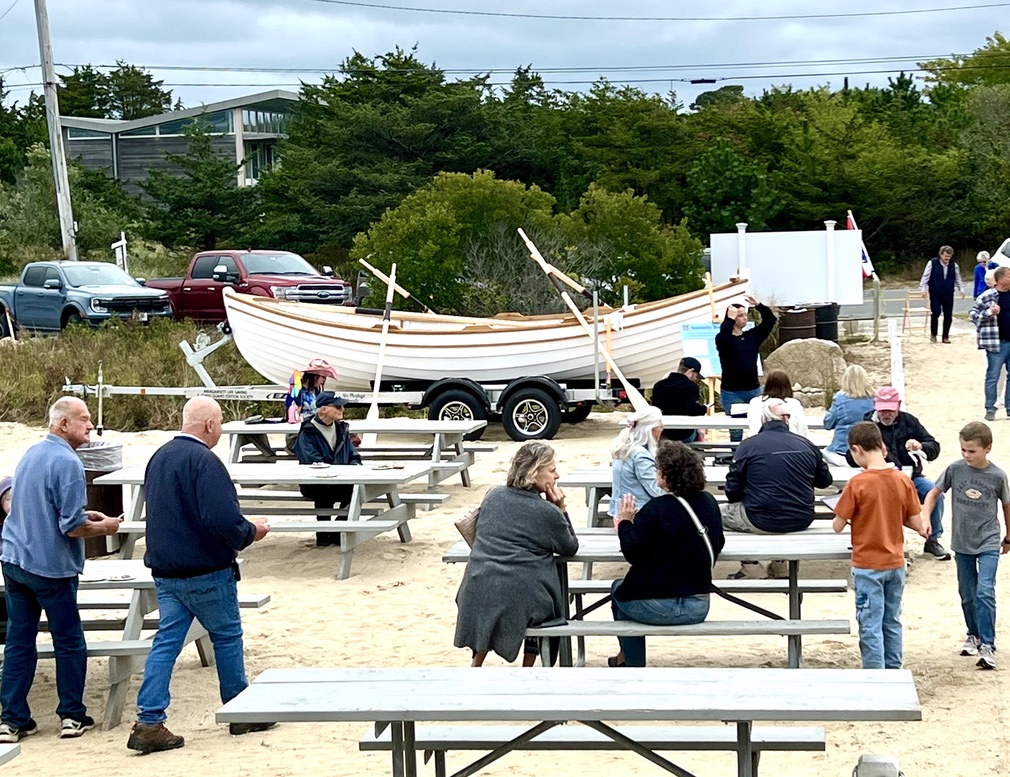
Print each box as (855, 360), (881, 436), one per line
(0, 562), (87, 726)
(852, 566), (906, 669)
(955, 552), (999, 648)
(720, 387), (761, 442)
(610, 580), (710, 667)
(137, 568), (248, 724)
(984, 342), (1010, 413)
(912, 475), (944, 541)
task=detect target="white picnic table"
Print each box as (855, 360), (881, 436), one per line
(221, 418), (488, 489)
(444, 528), (853, 668)
(662, 414), (826, 430)
(559, 465), (854, 527)
(0, 559), (228, 729)
(215, 666), (920, 777)
(96, 462), (433, 579)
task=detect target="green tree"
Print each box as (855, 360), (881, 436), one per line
(58, 65), (112, 118)
(256, 47), (497, 255)
(920, 32), (1010, 89)
(961, 85), (1010, 242)
(690, 85), (745, 112)
(350, 170), (557, 313)
(141, 123), (256, 250)
(683, 138), (779, 237)
(106, 62), (174, 120)
(558, 184), (704, 303)
(0, 83), (46, 184)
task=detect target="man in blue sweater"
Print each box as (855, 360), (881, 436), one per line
(0, 398), (122, 744)
(126, 397), (271, 754)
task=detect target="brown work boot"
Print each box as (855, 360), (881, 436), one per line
(126, 722), (185, 754)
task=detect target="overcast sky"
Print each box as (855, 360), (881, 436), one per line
(0, 0), (1004, 111)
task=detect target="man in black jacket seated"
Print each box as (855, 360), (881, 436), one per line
(721, 399), (833, 579)
(846, 385), (948, 560)
(127, 396), (272, 753)
(652, 357), (708, 442)
(291, 391), (362, 546)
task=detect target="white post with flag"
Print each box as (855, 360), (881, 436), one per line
(847, 210), (881, 341)
(846, 210), (875, 280)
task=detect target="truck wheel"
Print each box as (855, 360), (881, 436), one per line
(563, 403), (593, 424)
(428, 389), (486, 441)
(502, 388), (562, 441)
(63, 311), (84, 329)
(0, 312), (10, 338)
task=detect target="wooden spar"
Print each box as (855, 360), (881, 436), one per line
(560, 291), (649, 412)
(517, 228), (592, 299)
(519, 229), (649, 411)
(362, 264), (397, 445)
(358, 258), (434, 314)
(705, 272), (719, 323)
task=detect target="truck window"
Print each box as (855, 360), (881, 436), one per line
(22, 266), (47, 287)
(44, 267), (61, 285)
(191, 256), (222, 279)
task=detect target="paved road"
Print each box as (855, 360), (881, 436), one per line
(840, 288), (975, 321)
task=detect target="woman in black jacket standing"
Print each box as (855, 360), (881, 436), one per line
(609, 443), (725, 667)
(714, 294), (776, 442)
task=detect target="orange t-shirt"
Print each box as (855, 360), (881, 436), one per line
(835, 468), (921, 570)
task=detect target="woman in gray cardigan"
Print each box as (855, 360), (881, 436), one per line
(454, 442), (579, 666)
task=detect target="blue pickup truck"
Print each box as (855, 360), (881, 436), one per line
(0, 261), (173, 335)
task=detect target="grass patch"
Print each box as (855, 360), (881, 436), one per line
(0, 318), (272, 430)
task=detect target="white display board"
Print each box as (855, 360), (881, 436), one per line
(710, 228), (864, 306)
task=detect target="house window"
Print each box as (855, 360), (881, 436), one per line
(67, 127), (109, 139)
(242, 109), (287, 134)
(121, 126), (156, 137)
(243, 140), (277, 185)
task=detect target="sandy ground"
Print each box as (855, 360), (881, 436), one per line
(2, 319), (1009, 776)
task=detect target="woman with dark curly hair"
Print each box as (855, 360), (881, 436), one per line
(609, 442), (725, 667)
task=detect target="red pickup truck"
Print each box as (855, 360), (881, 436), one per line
(148, 250), (356, 322)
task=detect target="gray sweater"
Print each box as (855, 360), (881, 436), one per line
(454, 485), (579, 662)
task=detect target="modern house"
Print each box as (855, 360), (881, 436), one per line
(61, 90), (297, 193)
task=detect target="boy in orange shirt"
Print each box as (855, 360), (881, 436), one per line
(833, 422), (927, 668)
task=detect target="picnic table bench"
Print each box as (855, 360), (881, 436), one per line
(0, 559), (266, 729)
(216, 666), (920, 777)
(221, 418), (490, 490)
(662, 414), (826, 431)
(97, 462), (434, 580)
(444, 529), (854, 668)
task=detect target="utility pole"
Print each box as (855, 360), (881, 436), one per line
(34, 0), (78, 261)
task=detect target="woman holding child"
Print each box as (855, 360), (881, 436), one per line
(609, 442), (724, 667)
(454, 441), (578, 667)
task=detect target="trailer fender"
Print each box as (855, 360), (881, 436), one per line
(422, 378), (491, 413)
(496, 376), (567, 411)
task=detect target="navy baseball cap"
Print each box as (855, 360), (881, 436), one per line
(679, 357), (704, 378)
(315, 392), (348, 408)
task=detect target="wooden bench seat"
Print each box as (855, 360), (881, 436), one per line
(0, 743), (20, 766)
(569, 578), (848, 597)
(0, 639), (151, 660)
(360, 723), (826, 777)
(237, 491), (450, 507)
(526, 619), (850, 669)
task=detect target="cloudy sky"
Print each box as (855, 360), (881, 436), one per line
(0, 0), (1004, 110)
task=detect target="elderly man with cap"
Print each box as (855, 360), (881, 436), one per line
(651, 357), (708, 442)
(291, 391), (362, 547)
(722, 399), (834, 579)
(849, 385), (948, 559)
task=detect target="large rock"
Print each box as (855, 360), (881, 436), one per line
(764, 338), (847, 394)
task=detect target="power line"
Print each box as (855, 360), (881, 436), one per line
(298, 0), (1010, 22)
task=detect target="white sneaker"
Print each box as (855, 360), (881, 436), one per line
(59, 715), (95, 739)
(960, 635), (981, 656)
(977, 644), (997, 670)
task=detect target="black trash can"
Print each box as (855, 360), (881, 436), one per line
(810, 302), (840, 342)
(76, 440), (124, 558)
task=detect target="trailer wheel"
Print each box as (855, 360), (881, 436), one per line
(502, 388), (561, 441)
(563, 403), (593, 424)
(428, 389), (486, 441)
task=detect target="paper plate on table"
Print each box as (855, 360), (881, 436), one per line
(79, 575), (107, 583)
(107, 574), (136, 582)
(374, 463), (405, 470)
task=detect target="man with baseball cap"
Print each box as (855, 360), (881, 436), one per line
(849, 385), (948, 559)
(652, 357), (708, 442)
(291, 392), (361, 547)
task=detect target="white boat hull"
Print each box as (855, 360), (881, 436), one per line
(222, 280), (748, 391)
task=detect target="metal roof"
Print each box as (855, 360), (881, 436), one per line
(61, 89), (299, 134)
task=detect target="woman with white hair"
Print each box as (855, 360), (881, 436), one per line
(974, 250), (999, 300)
(454, 441), (578, 667)
(608, 406), (666, 520)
